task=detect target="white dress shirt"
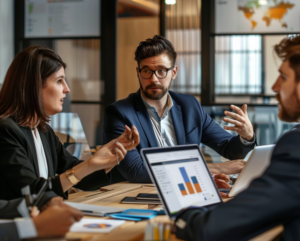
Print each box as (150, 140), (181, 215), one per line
(141, 93), (177, 147)
(15, 219), (37, 238)
(31, 129), (48, 179)
(140, 92), (255, 147)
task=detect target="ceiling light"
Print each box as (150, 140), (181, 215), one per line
(165, 0), (176, 5)
(258, 0), (268, 5)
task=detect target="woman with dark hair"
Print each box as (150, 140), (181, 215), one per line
(0, 46), (139, 203)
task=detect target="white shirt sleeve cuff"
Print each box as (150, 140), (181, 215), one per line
(239, 134), (255, 146)
(15, 219), (37, 239)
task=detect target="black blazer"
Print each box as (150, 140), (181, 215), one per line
(0, 197), (26, 219)
(0, 117), (109, 202)
(175, 125), (300, 241)
(0, 222), (20, 241)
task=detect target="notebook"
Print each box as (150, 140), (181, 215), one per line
(228, 144), (275, 197)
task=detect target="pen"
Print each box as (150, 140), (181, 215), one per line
(144, 222), (153, 241)
(164, 224), (171, 241)
(153, 223), (159, 241)
(30, 236), (92, 241)
(21, 185), (34, 210)
(32, 178), (52, 207)
(80, 210), (105, 216)
(158, 223), (164, 241)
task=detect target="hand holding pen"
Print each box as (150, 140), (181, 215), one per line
(21, 177), (52, 213)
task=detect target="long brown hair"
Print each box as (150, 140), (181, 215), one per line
(0, 46), (66, 131)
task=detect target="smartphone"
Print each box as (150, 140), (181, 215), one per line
(121, 197), (161, 205)
(136, 193), (160, 200)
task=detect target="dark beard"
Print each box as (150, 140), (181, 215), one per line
(139, 78), (172, 100)
(276, 92), (300, 122)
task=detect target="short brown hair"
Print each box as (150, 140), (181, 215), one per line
(0, 46), (66, 131)
(134, 35), (177, 67)
(274, 35), (300, 81)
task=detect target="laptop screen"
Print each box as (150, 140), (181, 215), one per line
(143, 145), (222, 216)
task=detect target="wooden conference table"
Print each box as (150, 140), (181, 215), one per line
(61, 182), (283, 241)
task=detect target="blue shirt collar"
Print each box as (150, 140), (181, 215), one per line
(140, 91), (173, 120)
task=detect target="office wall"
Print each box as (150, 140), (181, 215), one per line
(117, 17), (159, 100)
(54, 40), (101, 146)
(0, 0), (14, 85)
(54, 40), (101, 101)
(264, 35), (285, 95)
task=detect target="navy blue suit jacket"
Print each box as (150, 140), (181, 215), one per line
(175, 125), (300, 241)
(103, 90), (255, 183)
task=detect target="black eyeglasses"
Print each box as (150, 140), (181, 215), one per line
(138, 66), (174, 79)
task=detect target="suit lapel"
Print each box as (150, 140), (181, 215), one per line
(39, 131), (54, 177)
(170, 101), (186, 145)
(134, 91), (158, 147)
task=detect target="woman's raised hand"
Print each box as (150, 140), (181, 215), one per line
(115, 125), (140, 151)
(88, 125), (140, 173)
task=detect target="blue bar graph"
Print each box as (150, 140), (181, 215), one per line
(179, 167), (195, 194)
(191, 176), (197, 184)
(178, 183), (188, 196)
(191, 176), (202, 193)
(179, 167), (190, 183)
(178, 183), (185, 191)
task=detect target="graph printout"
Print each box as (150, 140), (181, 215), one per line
(146, 149), (221, 214)
(25, 0), (100, 38)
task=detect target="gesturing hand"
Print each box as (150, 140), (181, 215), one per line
(223, 104), (254, 141)
(116, 125), (140, 151)
(89, 125), (140, 173)
(91, 140), (127, 173)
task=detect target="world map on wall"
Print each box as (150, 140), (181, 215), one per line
(238, 0), (295, 30)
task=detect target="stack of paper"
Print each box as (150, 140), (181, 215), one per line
(70, 218), (125, 233)
(65, 202), (126, 216)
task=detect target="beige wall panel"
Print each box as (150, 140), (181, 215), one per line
(117, 17), (159, 100)
(55, 40), (101, 101)
(264, 35), (285, 95)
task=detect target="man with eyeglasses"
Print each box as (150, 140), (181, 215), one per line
(103, 35), (255, 184)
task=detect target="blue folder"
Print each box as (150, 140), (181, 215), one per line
(109, 209), (164, 221)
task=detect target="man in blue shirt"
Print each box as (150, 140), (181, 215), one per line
(103, 35), (255, 183)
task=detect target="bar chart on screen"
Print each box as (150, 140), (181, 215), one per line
(191, 176), (202, 193)
(179, 167), (195, 194)
(148, 149), (221, 213)
(178, 183), (188, 196)
(177, 166), (204, 196)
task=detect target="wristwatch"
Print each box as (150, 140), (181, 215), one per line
(65, 168), (81, 185)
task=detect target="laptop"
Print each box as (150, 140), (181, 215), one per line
(228, 144), (275, 197)
(140, 144), (222, 219)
